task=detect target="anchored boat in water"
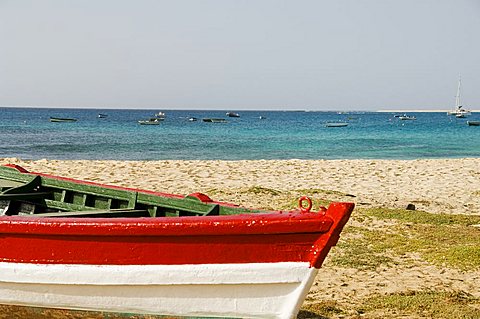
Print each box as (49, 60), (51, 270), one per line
(226, 112), (240, 117)
(447, 78), (471, 117)
(467, 121), (480, 126)
(0, 164), (353, 319)
(202, 118), (227, 123)
(398, 114), (416, 120)
(325, 121), (348, 127)
(49, 117), (77, 123)
(137, 117), (162, 125)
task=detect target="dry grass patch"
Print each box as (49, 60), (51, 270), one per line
(298, 300), (345, 318)
(360, 290), (480, 319)
(361, 208), (480, 270)
(328, 226), (397, 270)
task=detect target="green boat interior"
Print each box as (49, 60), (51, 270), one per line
(0, 165), (262, 218)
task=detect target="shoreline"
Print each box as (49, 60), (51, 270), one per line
(2, 157), (479, 215)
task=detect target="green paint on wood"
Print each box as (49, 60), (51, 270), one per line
(0, 165), (268, 217)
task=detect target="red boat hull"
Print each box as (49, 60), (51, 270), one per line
(0, 204), (351, 268)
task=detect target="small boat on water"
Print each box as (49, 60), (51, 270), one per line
(326, 122), (348, 127)
(467, 121), (480, 126)
(97, 113), (108, 118)
(138, 118), (162, 125)
(188, 117), (198, 122)
(0, 164), (353, 318)
(398, 114), (416, 120)
(155, 111), (166, 118)
(447, 78), (471, 117)
(202, 118), (227, 123)
(49, 117), (77, 123)
(226, 112), (240, 117)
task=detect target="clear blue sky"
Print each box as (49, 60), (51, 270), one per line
(1, 0), (479, 110)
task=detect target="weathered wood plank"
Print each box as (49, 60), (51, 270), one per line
(26, 209), (149, 218)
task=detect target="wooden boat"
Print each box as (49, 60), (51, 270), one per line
(467, 121), (480, 126)
(202, 118), (227, 123)
(49, 117), (77, 123)
(138, 118), (161, 125)
(0, 164), (353, 318)
(326, 122), (348, 127)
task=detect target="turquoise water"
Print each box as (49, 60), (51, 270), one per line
(1, 107), (480, 160)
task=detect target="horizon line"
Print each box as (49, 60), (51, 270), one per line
(1, 105), (478, 113)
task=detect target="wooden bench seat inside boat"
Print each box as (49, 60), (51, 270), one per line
(23, 208), (150, 218)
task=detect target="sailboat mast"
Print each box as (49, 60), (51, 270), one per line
(455, 78), (462, 109)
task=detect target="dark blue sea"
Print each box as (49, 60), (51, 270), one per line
(1, 107), (480, 160)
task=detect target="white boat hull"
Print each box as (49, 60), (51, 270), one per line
(0, 262), (318, 319)
(325, 122), (348, 127)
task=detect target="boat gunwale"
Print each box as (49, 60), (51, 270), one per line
(0, 211), (337, 236)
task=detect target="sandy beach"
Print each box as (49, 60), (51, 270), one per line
(2, 157), (479, 215)
(0, 157), (479, 318)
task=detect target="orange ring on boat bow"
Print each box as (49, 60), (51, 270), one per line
(298, 196), (312, 213)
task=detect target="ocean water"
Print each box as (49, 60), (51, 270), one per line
(1, 107), (480, 160)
